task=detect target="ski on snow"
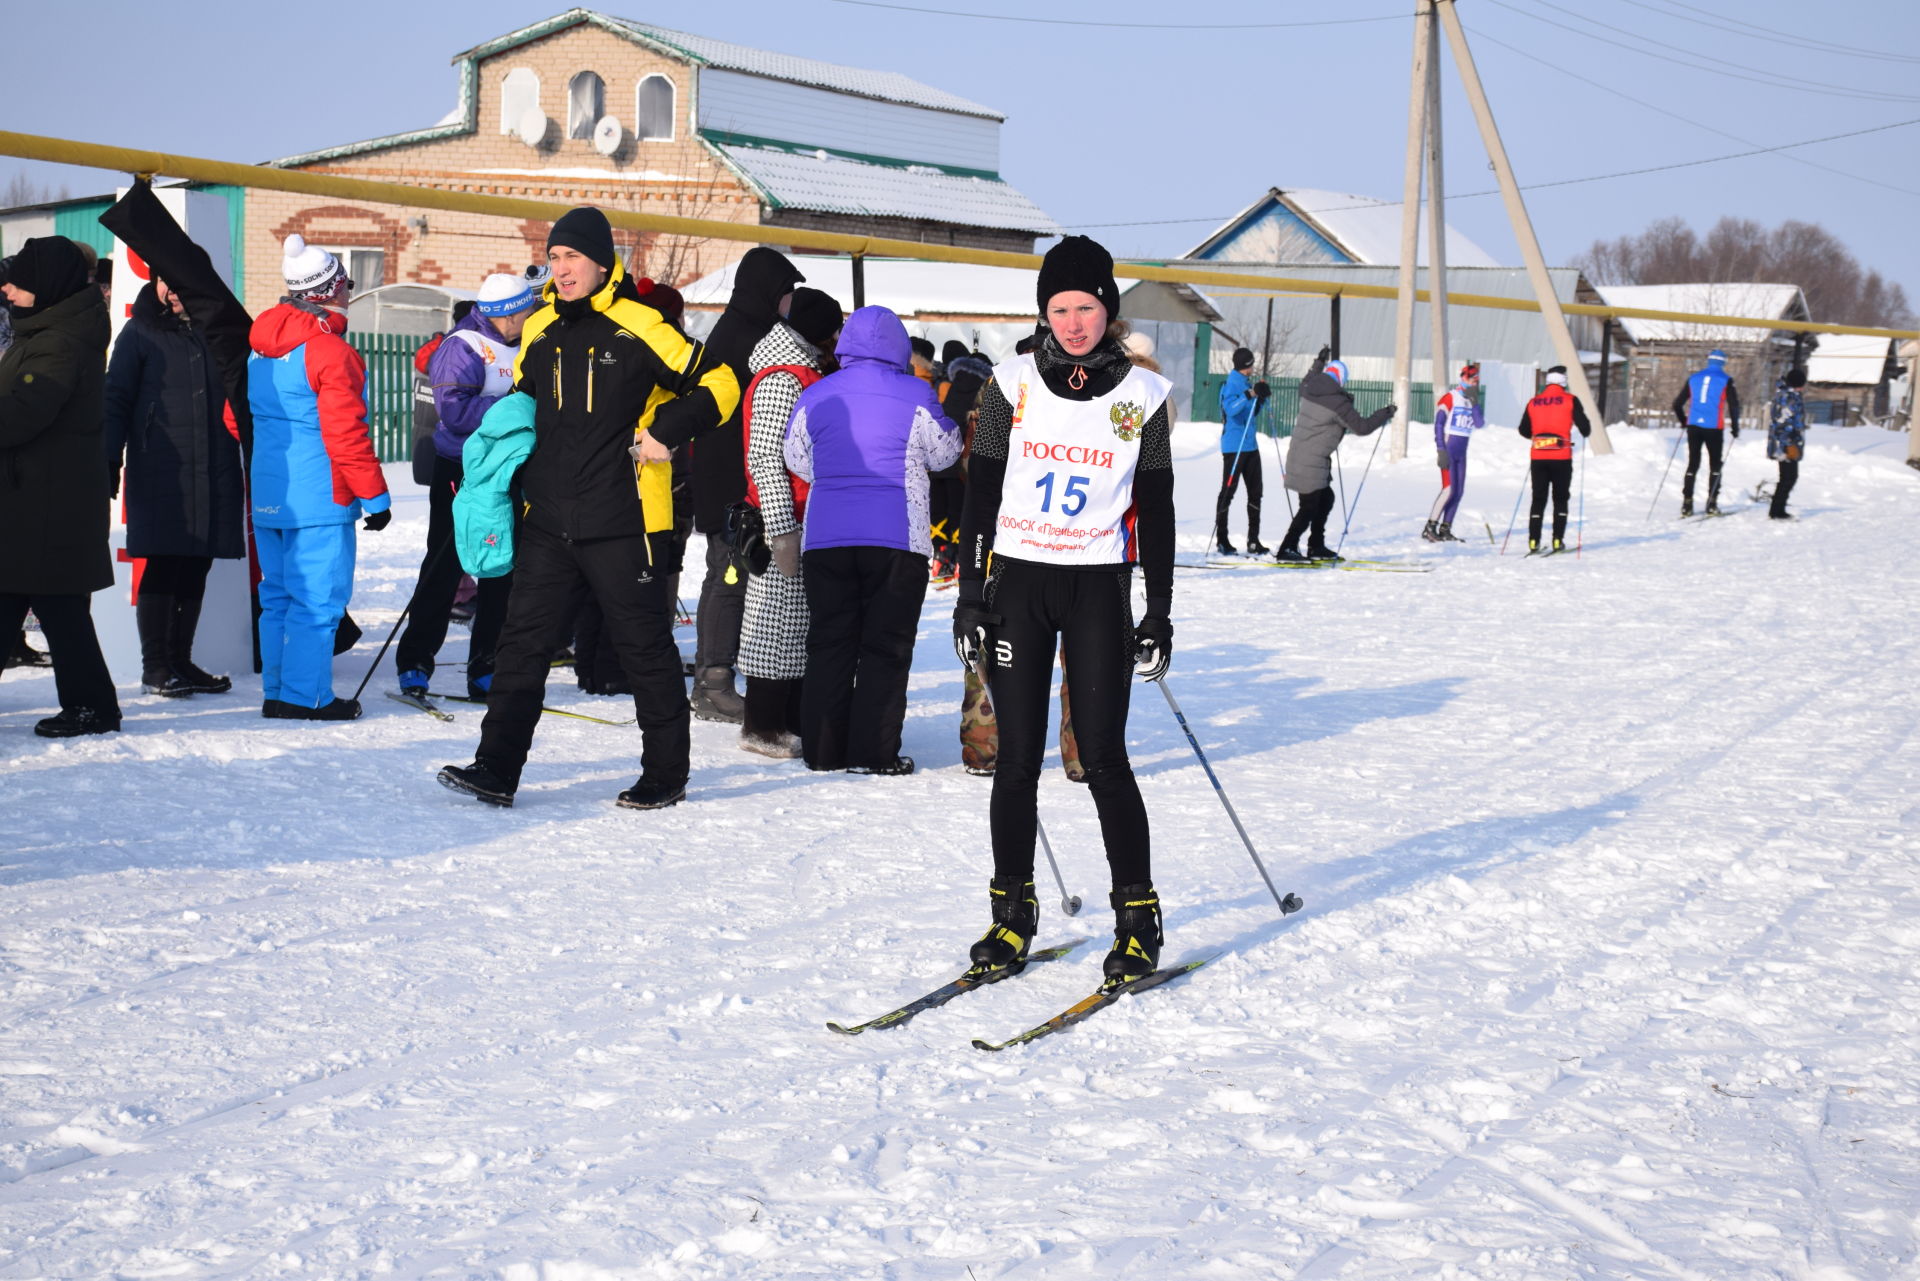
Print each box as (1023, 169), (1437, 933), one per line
(425, 692), (636, 726)
(971, 955), (1219, 1052)
(387, 690), (456, 721)
(827, 938), (1089, 1035)
(1176, 558), (1431, 574)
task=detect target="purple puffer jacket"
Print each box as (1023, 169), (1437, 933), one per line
(428, 309), (519, 462)
(783, 306), (961, 556)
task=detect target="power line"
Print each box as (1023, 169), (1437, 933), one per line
(1650, 0), (1920, 66)
(1058, 116), (1920, 230)
(1466, 24), (1920, 199)
(1484, 0), (1920, 105)
(822, 0), (1405, 29)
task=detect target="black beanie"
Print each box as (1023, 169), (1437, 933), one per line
(787, 287), (844, 349)
(941, 339), (969, 365)
(910, 336), (935, 362)
(1232, 347), (1255, 370)
(1785, 366), (1807, 388)
(4, 236), (90, 319)
(1037, 234), (1120, 321)
(547, 206), (616, 271)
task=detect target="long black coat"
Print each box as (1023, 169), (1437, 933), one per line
(688, 247), (806, 532)
(103, 284), (245, 559)
(0, 286), (114, 594)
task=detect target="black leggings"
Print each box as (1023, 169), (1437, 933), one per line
(1527, 459), (1573, 544)
(1282, 487), (1337, 552)
(984, 559), (1149, 888)
(1215, 450), (1263, 542)
(1683, 426), (1725, 501)
(140, 555), (213, 601)
(1773, 458), (1799, 514)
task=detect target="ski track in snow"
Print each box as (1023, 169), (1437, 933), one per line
(2, 425), (1918, 1279)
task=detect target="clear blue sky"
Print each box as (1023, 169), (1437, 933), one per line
(8, 0), (1917, 311)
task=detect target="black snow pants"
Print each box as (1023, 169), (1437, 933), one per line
(0, 592), (120, 719)
(983, 558), (1150, 888)
(1772, 458), (1799, 515)
(476, 523), (688, 790)
(1214, 450), (1263, 545)
(1281, 486), (1337, 553)
(800, 545), (928, 771)
(1528, 459), (1573, 545)
(1682, 426), (1725, 505)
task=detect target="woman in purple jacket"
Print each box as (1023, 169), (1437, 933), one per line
(783, 306), (962, 774)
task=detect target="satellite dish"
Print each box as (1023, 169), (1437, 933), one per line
(592, 115), (624, 157)
(516, 108), (550, 148)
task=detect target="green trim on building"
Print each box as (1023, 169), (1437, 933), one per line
(52, 201), (116, 260)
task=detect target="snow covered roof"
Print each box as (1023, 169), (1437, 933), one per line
(1185, 187), (1501, 269)
(713, 142), (1059, 235)
(681, 257), (1041, 319)
(1594, 282), (1809, 345)
(1805, 333), (1896, 386)
(602, 17), (1001, 119)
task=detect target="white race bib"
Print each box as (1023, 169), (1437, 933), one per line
(993, 353), (1171, 565)
(451, 328), (519, 399)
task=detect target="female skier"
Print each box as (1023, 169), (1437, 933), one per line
(1423, 362), (1482, 543)
(952, 235), (1176, 988)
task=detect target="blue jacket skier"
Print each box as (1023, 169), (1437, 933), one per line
(1670, 349), (1741, 516)
(1213, 347), (1269, 555)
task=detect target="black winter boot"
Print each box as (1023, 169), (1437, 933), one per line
(1274, 546), (1309, 563)
(690, 667), (745, 723)
(1436, 523), (1462, 542)
(1102, 882), (1163, 986)
(439, 758), (516, 807)
(616, 776), (686, 810)
(1420, 520), (1440, 543)
(970, 877), (1038, 973)
(168, 596), (231, 694)
(137, 591), (189, 695)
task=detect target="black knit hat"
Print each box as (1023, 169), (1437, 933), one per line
(910, 336), (936, 362)
(1037, 234), (1120, 320)
(1785, 366), (1807, 388)
(1232, 347), (1255, 370)
(787, 287), (844, 348)
(547, 206), (616, 271)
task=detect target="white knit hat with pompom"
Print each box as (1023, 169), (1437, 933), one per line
(282, 234), (344, 295)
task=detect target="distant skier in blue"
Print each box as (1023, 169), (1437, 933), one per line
(1422, 362), (1482, 543)
(1671, 348), (1741, 516)
(1213, 346), (1269, 555)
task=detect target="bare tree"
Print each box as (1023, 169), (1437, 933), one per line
(1578, 215), (1912, 327)
(3, 170), (73, 209)
(618, 167), (739, 289)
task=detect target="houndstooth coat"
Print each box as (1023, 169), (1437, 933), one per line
(738, 323), (823, 681)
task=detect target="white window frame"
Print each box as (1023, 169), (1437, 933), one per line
(635, 74), (676, 142)
(568, 71), (606, 141)
(500, 67), (540, 135)
(314, 246), (386, 293)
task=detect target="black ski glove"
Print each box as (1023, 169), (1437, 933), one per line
(952, 581), (1001, 669)
(1730, 425), (1741, 439)
(1133, 607), (1173, 682)
(363, 508), (391, 532)
(1316, 344), (1331, 364)
(1253, 380), (1271, 401)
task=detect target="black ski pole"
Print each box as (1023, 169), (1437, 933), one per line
(1153, 676), (1303, 917)
(971, 655), (1081, 916)
(1646, 428), (1685, 523)
(352, 533), (453, 703)
(1335, 427), (1385, 553)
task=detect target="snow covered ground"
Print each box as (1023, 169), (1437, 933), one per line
(3, 421), (1918, 1279)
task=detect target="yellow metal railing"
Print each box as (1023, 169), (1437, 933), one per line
(3, 129), (1914, 342)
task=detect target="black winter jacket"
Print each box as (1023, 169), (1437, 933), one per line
(515, 266), (737, 552)
(103, 284), (245, 559)
(689, 247), (805, 532)
(0, 285), (114, 594)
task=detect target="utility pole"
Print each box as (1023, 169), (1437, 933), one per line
(1423, 10), (1452, 426)
(1389, 0), (1435, 463)
(1434, 0), (1613, 453)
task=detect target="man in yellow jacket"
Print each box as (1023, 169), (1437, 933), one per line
(439, 207), (739, 810)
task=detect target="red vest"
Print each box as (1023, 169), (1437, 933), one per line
(741, 363), (824, 518)
(1527, 388), (1576, 460)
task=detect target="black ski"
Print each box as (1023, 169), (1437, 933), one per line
(387, 690), (455, 721)
(827, 939), (1089, 1035)
(971, 954), (1219, 1052)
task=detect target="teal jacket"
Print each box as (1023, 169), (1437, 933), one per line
(454, 391), (535, 578)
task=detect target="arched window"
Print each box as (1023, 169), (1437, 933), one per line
(635, 74), (676, 142)
(568, 71), (605, 140)
(500, 67), (540, 135)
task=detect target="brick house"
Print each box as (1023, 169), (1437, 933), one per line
(246, 9), (1058, 316)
